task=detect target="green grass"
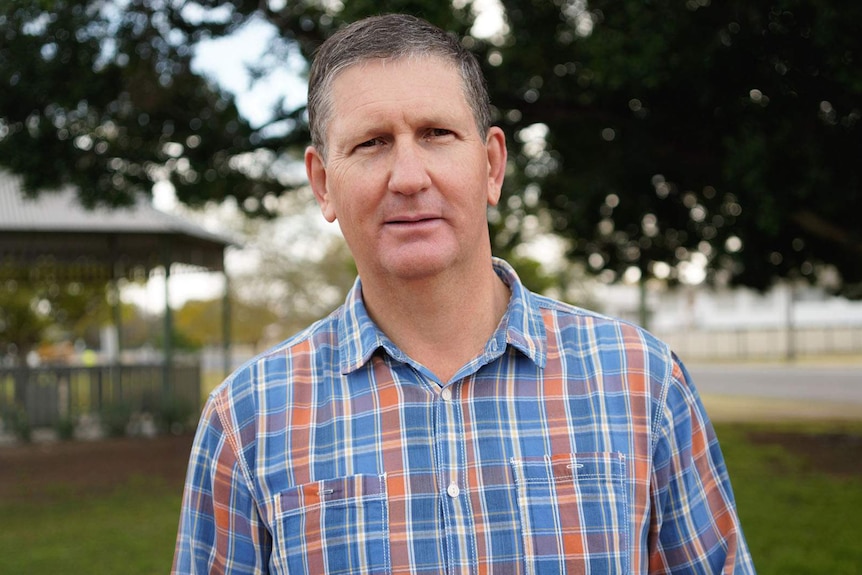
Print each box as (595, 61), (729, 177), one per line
(0, 477), (182, 575)
(0, 422), (860, 574)
(715, 422), (862, 574)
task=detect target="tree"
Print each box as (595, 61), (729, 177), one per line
(222, 187), (357, 339)
(166, 186), (355, 348)
(2, 1), (860, 297)
(173, 296), (278, 350)
(482, 0), (862, 296)
(0, 0), (289, 214)
(0, 278), (109, 364)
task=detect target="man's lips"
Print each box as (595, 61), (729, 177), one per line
(385, 214), (441, 225)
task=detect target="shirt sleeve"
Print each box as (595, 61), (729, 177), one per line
(648, 356), (756, 574)
(172, 392), (272, 574)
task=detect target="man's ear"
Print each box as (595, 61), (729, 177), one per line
(485, 127), (507, 206)
(305, 145), (337, 222)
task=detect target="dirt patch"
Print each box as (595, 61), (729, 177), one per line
(746, 430), (862, 479)
(2, 428), (860, 505)
(0, 434), (194, 503)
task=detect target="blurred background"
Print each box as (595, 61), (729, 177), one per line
(0, 1), (860, 573)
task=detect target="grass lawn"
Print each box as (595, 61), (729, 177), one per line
(0, 477), (182, 574)
(0, 421), (860, 574)
(716, 421), (862, 574)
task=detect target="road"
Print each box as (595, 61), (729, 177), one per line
(687, 364), (862, 404)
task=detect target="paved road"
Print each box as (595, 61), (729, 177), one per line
(687, 364), (862, 404)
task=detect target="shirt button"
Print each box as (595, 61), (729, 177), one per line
(447, 483), (460, 498)
(441, 387), (452, 401)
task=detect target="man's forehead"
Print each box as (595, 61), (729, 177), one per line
(331, 53), (459, 84)
(328, 56), (467, 113)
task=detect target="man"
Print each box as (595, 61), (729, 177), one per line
(173, 14), (755, 574)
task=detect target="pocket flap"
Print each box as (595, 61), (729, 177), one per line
(511, 452), (626, 484)
(278, 473), (387, 515)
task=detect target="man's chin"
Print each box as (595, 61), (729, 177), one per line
(378, 252), (454, 283)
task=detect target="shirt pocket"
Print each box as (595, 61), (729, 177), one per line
(271, 474), (391, 575)
(510, 452), (629, 574)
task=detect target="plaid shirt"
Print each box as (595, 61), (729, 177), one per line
(173, 258), (754, 574)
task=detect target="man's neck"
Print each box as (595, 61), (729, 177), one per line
(360, 260), (511, 384)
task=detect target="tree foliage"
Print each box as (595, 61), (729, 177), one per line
(169, 187), (356, 349)
(225, 188), (358, 338)
(172, 295), (278, 349)
(2, 1), (860, 297)
(0, 0), (288, 214)
(0, 279), (109, 363)
(484, 0), (862, 297)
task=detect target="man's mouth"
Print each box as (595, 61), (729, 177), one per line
(386, 214), (440, 225)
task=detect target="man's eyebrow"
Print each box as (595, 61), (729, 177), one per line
(336, 114), (459, 139)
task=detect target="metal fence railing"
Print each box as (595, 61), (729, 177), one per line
(654, 325), (862, 362)
(0, 361), (201, 431)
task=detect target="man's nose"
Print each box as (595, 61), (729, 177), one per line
(387, 140), (432, 195)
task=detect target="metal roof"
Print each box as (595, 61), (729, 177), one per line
(0, 171), (234, 280)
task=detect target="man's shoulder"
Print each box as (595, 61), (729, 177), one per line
(209, 306), (344, 400)
(529, 291), (670, 356)
(529, 290), (628, 328)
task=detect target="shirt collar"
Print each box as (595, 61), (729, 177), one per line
(336, 257), (547, 374)
(492, 257), (548, 369)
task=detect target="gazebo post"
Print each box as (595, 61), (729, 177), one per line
(222, 272), (232, 378)
(1, 180), (235, 430)
(111, 265), (123, 359)
(110, 257), (125, 403)
(162, 254), (174, 400)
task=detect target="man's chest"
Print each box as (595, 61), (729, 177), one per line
(255, 364), (649, 574)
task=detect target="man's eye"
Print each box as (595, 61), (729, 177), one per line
(428, 128), (453, 138)
(357, 138), (381, 148)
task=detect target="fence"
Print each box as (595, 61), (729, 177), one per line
(0, 361), (201, 431)
(655, 324), (862, 362)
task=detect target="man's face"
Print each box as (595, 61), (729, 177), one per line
(305, 56), (507, 283)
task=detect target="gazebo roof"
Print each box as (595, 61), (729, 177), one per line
(0, 171), (234, 281)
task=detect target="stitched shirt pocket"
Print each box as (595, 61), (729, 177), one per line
(271, 474), (390, 575)
(511, 452), (629, 574)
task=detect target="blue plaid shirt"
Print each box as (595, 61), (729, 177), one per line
(173, 258), (754, 574)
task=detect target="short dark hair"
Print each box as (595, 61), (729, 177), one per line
(307, 14), (491, 158)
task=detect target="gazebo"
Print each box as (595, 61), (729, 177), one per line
(0, 171), (234, 435)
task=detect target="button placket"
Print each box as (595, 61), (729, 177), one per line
(439, 384), (458, 497)
(435, 379), (475, 565)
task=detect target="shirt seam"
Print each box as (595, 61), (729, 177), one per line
(650, 344), (673, 454)
(213, 389), (258, 500)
